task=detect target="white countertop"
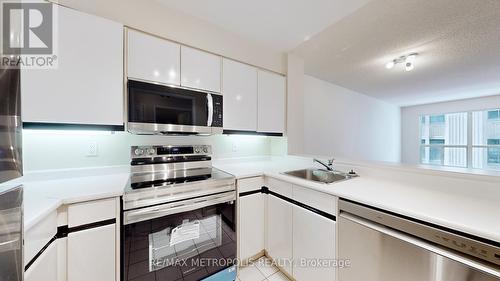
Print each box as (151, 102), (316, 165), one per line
(4, 166), (130, 230)
(215, 156), (500, 243)
(11, 156), (500, 244)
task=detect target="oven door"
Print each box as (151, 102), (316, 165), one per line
(123, 192), (237, 281)
(128, 80), (217, 135)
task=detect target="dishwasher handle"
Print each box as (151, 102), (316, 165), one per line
(341, 212), (500, 279)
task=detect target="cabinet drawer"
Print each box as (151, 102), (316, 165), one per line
(68, 198), (116, 227)
(266, 178), (293, 198)
(292, 185), (336, 216)
(237, 177), (264, 193)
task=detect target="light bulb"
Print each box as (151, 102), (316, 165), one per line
(405, 62), (414, 72)
(385, 61), (395, 69)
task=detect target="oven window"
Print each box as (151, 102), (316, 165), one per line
(128, 80), (209, 126)
(124, 201), (236, 281)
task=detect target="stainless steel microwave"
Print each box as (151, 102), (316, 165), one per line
(127, 80), (223, 135)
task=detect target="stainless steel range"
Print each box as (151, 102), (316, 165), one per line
(122, 145), (237, 281)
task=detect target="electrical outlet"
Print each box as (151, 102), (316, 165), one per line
(86, 141), (98, 157)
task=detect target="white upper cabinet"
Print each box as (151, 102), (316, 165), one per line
(222, 59), (258, 131)
(21, 5), (123, 125)
(181, 46), (221, 93)
(127, 30), (180, 85)
(257, 70), (286, 133)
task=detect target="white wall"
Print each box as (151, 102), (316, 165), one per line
(22, 131), (279, 171)
(51, 0), (285, 74)
(302, 75), (401, 162)
(286, 54), (305, 154)
(401, 95), (500, 164)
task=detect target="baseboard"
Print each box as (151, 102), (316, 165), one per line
(264, 250), (296, 281)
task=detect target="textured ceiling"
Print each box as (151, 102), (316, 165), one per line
(292, 0), (500, 106)
(155, 0), (371, 52)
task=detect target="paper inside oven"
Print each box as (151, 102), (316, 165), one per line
(148, 215), (222, 272)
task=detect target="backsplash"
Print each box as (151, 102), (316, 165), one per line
(22, 130), (287, 171)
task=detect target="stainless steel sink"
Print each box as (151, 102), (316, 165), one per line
(283, 169), (356, 184)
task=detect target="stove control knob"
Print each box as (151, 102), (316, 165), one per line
(202, 147), (208, 153)
(195, 147), (200, 153)
(148, 148), (156, 155)
(134, 148), (144, 156)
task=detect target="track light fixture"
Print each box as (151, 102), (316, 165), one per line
(385, 53), (418, 72)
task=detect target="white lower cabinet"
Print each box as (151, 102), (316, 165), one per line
(238, 193), (265, 261)
(292, 205), (336, 281)
(266, 195), (293, 275)
(67, 224), (116, 281)
(25, 241), (58, 281)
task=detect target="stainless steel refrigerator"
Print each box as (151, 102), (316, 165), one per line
(0, 66), (24, 281)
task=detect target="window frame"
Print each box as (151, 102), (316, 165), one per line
(419, 109), (500, 170)
(419, 113), (468, 168)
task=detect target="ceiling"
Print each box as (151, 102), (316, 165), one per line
(292, 0), (500, 106)
(155, 0), (371, 52)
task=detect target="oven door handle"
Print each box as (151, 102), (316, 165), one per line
(207, 93), (213, 127)
(124, 192), (235, 225)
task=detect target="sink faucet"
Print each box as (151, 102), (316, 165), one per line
(313, 158), (335, 171)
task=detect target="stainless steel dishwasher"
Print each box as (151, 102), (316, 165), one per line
(338, 199), (500, 281)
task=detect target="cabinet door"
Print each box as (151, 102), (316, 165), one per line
(21, 5), (124, 126)
(292, 206), (336, 281)
(257, 70), (286, 133)
(238, 193), (265, 261)
(222, 59), (258, 131)
(127, 30), (180, 85)
(25, 241), (58, 281)
(267, 195), (293, 275)
(181, 46), (221, 92)
(67, 224), (116, 281)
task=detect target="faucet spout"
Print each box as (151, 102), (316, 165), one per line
(313, 158), (335, 171)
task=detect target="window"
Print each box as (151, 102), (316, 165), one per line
(488, 110), (500, 120)
(420, 109), (500, 170)
(487, 139), (500, 165)
(429, 139), (445, 164)
(420, 113), (467, 168)
(430, 115), (445, 123)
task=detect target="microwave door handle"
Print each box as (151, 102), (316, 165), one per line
(207, 93), (213, 127)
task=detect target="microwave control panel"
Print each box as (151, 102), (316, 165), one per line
(212, 94), (223, 127)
